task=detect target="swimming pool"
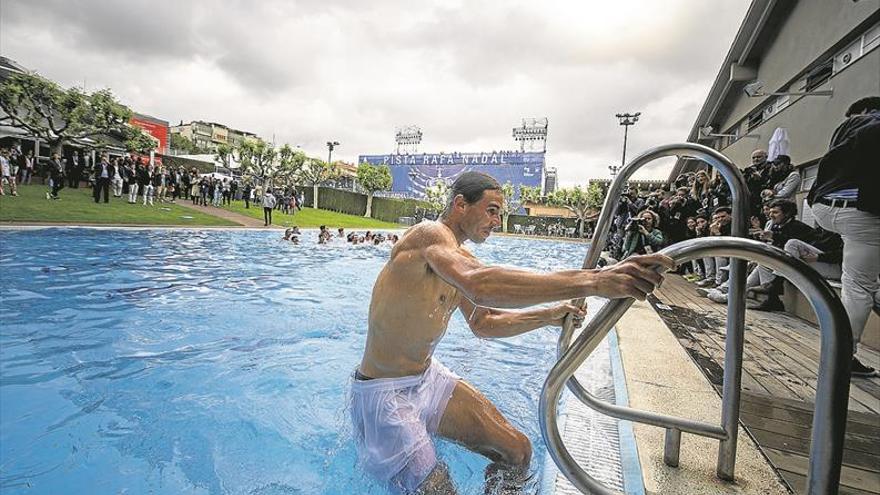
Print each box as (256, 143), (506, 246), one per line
(0, 228), (621, 494)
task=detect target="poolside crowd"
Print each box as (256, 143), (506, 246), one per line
(603, 96), (878, 376)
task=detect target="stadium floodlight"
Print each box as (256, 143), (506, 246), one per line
(395, 125), (423, 154)
(615, 112), (640, 167)
(743, 80), (833, 98)
(512, 117), (548, 152)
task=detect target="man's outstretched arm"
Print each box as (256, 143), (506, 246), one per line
(424, 236), (675, 308)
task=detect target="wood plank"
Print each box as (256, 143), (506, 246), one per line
(740, 412), (880, 455)
(746, 425), (880, 472)
(763, 447), (880, 493)
(776, 469), (878, 495)
(746, 321), (880, 414)
(741, 393), (880, 429)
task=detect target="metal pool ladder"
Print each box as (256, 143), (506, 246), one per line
(538, 143), (852, 495)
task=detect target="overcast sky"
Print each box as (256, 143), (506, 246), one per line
(1, 0), (751, 186)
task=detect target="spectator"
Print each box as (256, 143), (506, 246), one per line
(20, 150), (34, 185)
(765, 155), (801, 201)
(126, 160), (139, 204)
(621, 209), (664, 258)
(0, 148), (17, 197)
(697, 206), (732, 288)
(111, 158), (124, 198)
(262, 189), (277, 226)
(749, 199), (817, 311)
(46, 153), (65, 200)
(808, 95), (880, 377)
(92, 154), (113, 203)
(243, 182), (252, 209)
(743, 149), (772, 215)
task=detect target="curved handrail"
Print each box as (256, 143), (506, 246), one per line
(558, 142), (750, 479)
(540, 237), (852, 495)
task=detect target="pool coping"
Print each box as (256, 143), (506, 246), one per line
(540, 329), (646, 495)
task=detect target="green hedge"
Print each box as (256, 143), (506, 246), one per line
(301, 186), (430, 223)
(302, 187), (366, 216)
(371, 196), (431, 223)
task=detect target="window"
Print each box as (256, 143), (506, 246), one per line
(832, 21), (880, 74)
(800, 164), (819, 192)
(747, 111), (764, 131)
(865, 23), (880, 52)
(805, 59), (833, 90)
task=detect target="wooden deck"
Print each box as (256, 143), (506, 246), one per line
(650, 275), (880, 495)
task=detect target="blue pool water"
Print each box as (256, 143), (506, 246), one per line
(0, 228), (595, 494)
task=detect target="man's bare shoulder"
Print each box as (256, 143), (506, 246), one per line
(394, 221), (457, 253)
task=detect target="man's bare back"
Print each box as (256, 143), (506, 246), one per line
(351, 173), (674, 493)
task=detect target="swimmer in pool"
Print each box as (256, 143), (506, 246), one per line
(352, 171), (674, 494)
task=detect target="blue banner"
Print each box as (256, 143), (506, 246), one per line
(357, 151), (545, 199)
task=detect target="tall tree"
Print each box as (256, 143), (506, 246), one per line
(298, 158), (339, 209)
(546, 186), (598, 237)
(499, 182), (520, 233)
(274, 145), (308, 188)
(356, 162), (393, 217)
(237, 139), (277, 187)
(171, 133), (200, 154)
(0, 72), (139, 155)
(125, 130), (158, 155)
(424, 181), (449, 218)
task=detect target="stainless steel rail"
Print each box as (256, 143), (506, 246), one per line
(557, 143), (750, 479)
(539, 237), (852, 495)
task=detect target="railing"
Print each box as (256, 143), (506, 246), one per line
(538, 143), (852, 495)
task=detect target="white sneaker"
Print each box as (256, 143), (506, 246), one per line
(708, 290), (728, 304)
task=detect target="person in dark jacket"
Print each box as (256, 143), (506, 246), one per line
(807, 96), (880, 377)
(750, 199), (817, 312)
(92, 153), (114, 203)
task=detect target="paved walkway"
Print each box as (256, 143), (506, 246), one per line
(175, 201), (269, 228)
(652, 275), (880, 495)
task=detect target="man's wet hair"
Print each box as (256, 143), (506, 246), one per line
(845, 96), (880, 117)
(768, 198), (797, 218)
(444, 172), (501, 215)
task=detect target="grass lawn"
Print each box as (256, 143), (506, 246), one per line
(223, 202), (403, 229)
(0, 183), (237, 226)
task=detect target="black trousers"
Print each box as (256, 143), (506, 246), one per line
(51, 176), (64, 197)
(263, 207), (272, 225)
(94, 177), (110, 203)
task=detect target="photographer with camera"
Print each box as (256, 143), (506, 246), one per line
(621, 209), (665, 259)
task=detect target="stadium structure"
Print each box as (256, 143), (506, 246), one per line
(358, 119), (548, 201)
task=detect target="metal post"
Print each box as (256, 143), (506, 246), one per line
(621, 124), (628, 167)
(664, 428), (681, 467)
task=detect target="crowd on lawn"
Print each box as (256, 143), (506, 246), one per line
(0, 146), (307, 222)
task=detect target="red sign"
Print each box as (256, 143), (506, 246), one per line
(130, 116), (169, 154)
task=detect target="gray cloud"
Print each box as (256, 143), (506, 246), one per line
(0, 0), (751, 186)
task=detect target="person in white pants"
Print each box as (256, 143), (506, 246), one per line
(128, 181), (139, 203)
(142, 173), (155, 206)
(112, 160), (124, 198)
(807, 96), (879, 377)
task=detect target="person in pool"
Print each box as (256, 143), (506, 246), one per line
(352, 171), (675, 494)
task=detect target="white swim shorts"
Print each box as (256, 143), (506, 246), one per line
(350, 358), (460, 493)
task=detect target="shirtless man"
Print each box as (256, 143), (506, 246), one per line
(351, 172), (674, 493)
